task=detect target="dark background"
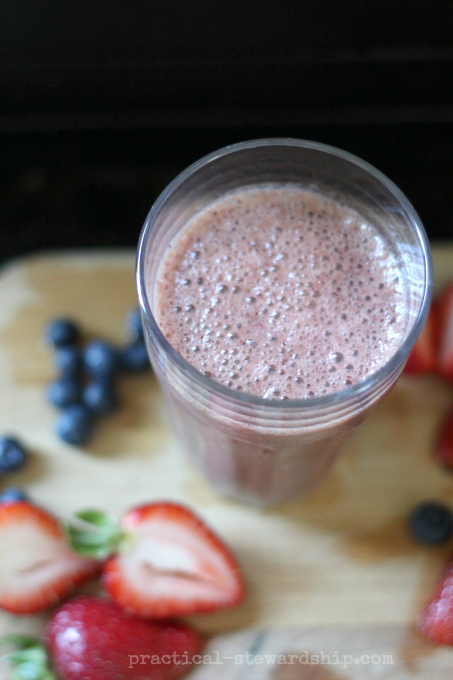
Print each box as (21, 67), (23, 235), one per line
(1, 1), (453, 263)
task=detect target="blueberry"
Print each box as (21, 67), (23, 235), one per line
(0, 437), (27, 473)
(126, 308), (144, 342)
(83, 379), (119, 415)
(119, 342), (150, 373)
(56, 405), (95, 445)
(55, 346), (81, 375)
(48, 377), (82, 408)
(83, 341), (118, 377)
(0, 487), (28, 504)
(46, 318), (80, 348)
(409, 502), (453, 545)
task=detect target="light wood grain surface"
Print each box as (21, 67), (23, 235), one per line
(0, 247), (452, 675)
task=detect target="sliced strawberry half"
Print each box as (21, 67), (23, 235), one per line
(404, 299), (438, 375)
(105, 502), (245, 618)
(437, 283), (453, 381)
(0, 502), (98, 614)
(418, 557), (453, 644)
(66, 502), (245, 618)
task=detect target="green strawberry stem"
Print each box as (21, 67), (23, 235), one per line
(0, 636), (57, 680)
(62, 509), (130, 559)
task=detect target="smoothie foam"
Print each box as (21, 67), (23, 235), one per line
(154, 185), (407, 400)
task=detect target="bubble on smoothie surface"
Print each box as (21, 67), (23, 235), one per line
(153, 185), (406, 399)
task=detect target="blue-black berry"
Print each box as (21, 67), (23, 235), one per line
(0, 487), (29, 503)
(56, 405), (95, 445)
(55, 346), (81, 375)
(83, 340), (118, 377)
(409, 502), (453, 545)
(119, 342), (150, 373)
(126, 308), (145, 342)
(83, 380), (119, 415)
(0, 437), (27, 473)
(48, 377), (81, 408)
(45, 318), (80, 348)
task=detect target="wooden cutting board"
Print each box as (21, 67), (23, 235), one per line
(0, 247), (452, 677)
(188, 625), (453, 679)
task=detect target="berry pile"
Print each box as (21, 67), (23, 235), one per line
(404, 284), (453, 645)
(46, 310), (150, 445)
(0, 499), (245, 679)
(0, 500), (244, 617)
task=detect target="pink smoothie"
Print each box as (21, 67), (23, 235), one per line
(148, 184), (408, 504)
(154, 185), (406, 399)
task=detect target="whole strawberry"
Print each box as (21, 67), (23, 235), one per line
(45, 597), (202, 680)
(1, 596), (202, 680)
(418, 558), (453, 645)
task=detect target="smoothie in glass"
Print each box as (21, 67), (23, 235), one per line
(154, 185), (406, 400)
(137, 140), (432, 505)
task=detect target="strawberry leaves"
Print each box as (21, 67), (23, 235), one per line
(0, 636), (57, 680)
(63, 509), (129, 560)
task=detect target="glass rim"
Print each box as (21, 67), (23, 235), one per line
(137, 137), (433, 410)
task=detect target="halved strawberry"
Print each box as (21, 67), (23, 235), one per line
(404, 300), (438, 375)
(437, 283), (453, 381)
(418, 557), (453, 644)
(66, 502), (245, 619)
(0, 502), (98, 614)
(434, 405), (453, 469)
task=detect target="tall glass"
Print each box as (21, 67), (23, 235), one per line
(137, 139), (432, 506)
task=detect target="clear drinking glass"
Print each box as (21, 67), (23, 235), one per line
(137, 139), (432, 506)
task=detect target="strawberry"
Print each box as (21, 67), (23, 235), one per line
(46, 597), (202, 680)
(0, 502), (98, 614)
(404, 299), (438, 375)
(66, 502), (245, 618)
(418, 557), (453, 645)
(434, 405), (453, 469)
(0, 596), (202, 680)
(437, 283), (453, 381)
